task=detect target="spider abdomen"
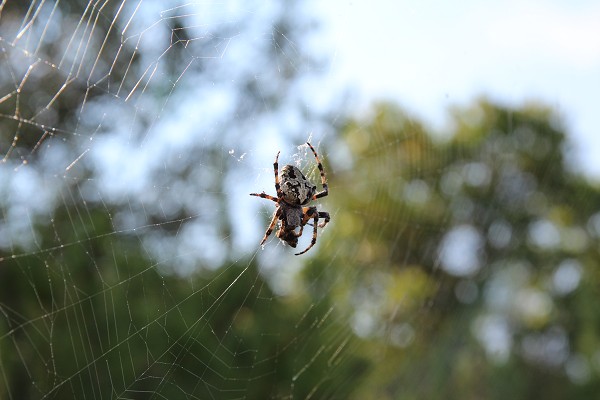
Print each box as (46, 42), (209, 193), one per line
(283, 206), (303, 228)
(280, 165), (316, 205)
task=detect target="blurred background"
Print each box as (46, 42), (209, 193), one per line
(1, 0), (600, 398)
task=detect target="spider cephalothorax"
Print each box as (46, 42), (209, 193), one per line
(280, 165), (315, 205)
(250, 142), (330, 255)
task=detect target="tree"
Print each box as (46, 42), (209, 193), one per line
(0, 202), (369, 398)
(308, 99), (600, 399)
(0, 1), (367, 398)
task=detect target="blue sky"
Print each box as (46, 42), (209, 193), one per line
(318, 0), (600, 177)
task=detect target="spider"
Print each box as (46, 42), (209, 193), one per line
(250, 142), (330, 255)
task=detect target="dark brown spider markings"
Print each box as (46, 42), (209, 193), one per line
(250, 142), (330, 255)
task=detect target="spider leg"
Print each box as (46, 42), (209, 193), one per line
(249, 192), (278, 203)
(273, 151), (284, 198)
(295, 211), (319, 256)
(259, 207), (282, 245)
(317, 211), (330, 228)
(250, 150), (282, 203)
(306, 142), (328, 200)
(302, 208), (330, 228)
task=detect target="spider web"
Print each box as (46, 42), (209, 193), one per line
(0, 1), (364, 398)
(1, 0), (596, 399)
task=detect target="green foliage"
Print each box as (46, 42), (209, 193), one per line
(3, 95), (600, 398)
(1, 0), (369, 397)
(308, 99), (600, 399)
(0, 203), (368, 398)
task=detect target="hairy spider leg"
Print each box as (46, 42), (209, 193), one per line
(273, 150), (283, 198)
(306, 142), (328, 200)
(301, 207), (329, 226)
(249, 150), (282, 202)
(317, 211), (330, 228)
(295, 208), (320, 255)
(249, 192), (278, 202)
(259, 207), (282, 245)
(292, 209), (329, 238)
